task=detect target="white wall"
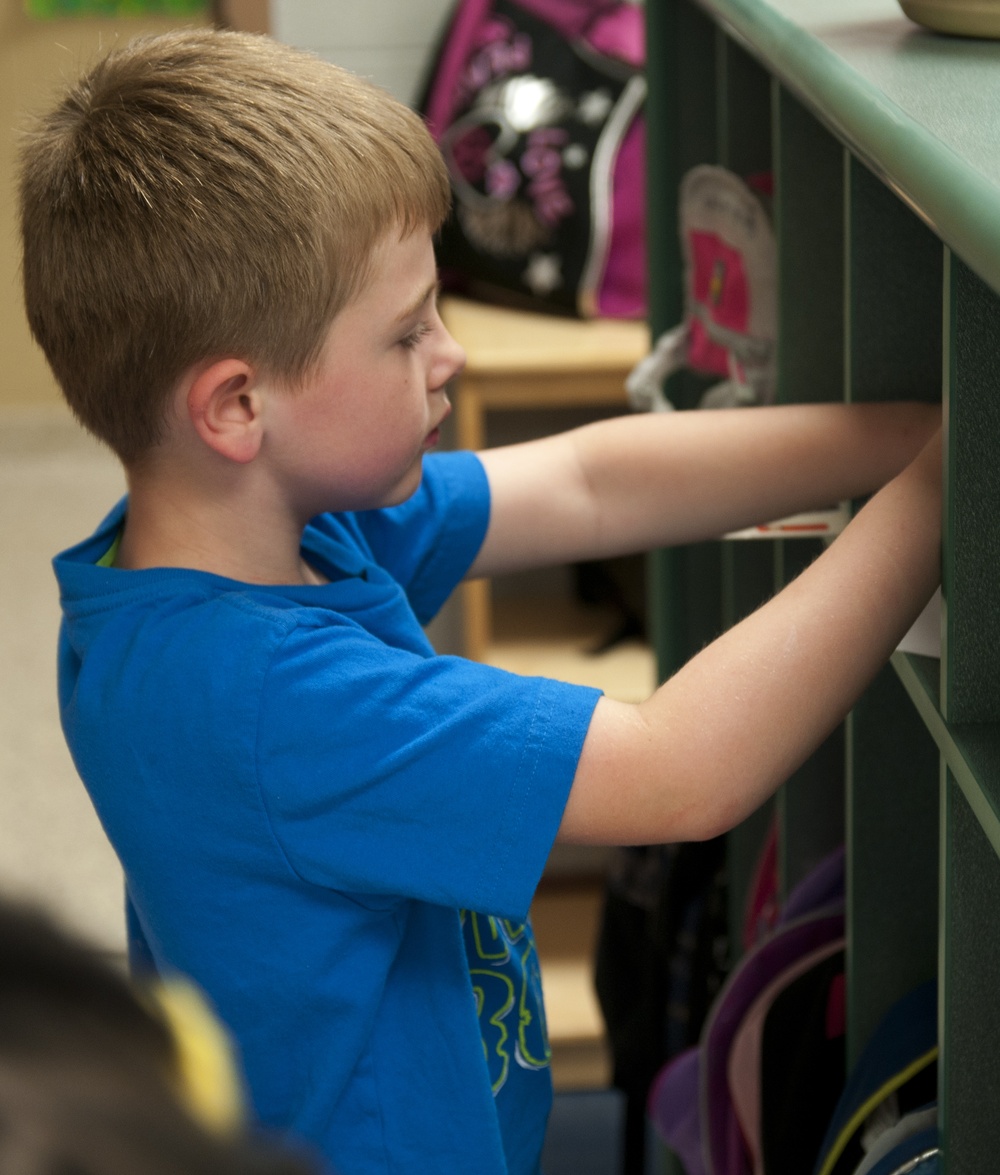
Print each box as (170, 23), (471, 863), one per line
(271, 0), (456, 106)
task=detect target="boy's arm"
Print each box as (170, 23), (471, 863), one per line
(557, 428), (942, 845)
(469, 401), (938, 578)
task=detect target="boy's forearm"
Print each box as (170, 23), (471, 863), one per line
(569, 400), (938, 555)
(473, 400), (938, 577)
(558, 428), (942, 846)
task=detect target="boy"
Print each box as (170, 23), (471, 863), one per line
(20, 28), (940, 1175)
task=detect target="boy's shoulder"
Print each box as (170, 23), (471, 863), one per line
(52, 452), (492, 712)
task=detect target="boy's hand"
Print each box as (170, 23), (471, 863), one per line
(557, 426), (942, 847)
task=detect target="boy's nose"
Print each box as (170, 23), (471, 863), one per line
(435, 328), (466, 388)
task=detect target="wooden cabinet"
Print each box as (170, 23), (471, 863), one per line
(440, 295), (648, 662)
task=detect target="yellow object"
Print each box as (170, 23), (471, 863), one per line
(150, 978), (246, 1133)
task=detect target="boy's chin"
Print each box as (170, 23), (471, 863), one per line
(379, 463), (424, 508)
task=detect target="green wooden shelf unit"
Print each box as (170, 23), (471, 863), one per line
(644, 0), (1000, 1168)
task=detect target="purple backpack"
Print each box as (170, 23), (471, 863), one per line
(420, 0), (646, 318)
(648, 847), (847, 1175)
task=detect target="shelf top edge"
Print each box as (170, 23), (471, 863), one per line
(688, 0), (1000, 295)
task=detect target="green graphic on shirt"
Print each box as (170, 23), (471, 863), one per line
(470, 968), (516, 1093)
(516, 935), (551, 1069)
(468, 912), (510, 963)
(462, 910), (551, 1093)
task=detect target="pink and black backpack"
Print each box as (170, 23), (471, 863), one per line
(420, 0), (647, 318)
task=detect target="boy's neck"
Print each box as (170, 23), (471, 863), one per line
(117, 463), (324, 586)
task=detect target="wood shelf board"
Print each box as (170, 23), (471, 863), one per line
(486, 597), (656, 704)
(440, 296), (650, 375)
(892, 651), (1000, 857)
(462, 375), (634, 410)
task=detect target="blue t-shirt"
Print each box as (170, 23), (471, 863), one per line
(53, 452), (602, 1174)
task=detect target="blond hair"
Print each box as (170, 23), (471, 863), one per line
(19, 29), (451, 462)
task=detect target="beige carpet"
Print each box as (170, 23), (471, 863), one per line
(0, 407), (126, 953)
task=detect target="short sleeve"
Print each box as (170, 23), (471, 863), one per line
(352, 451), (490, 624)
(255, 620), (601, 921)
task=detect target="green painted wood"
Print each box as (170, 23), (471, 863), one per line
(677, 0), (720, 180)
(942, 253), (1000, 723)
(773, 540), (847, 897)
(846, 155), (943, 405)
(721, 541), (780, 947)
(686, 0), (1000, 302)
(721, 542), (776, 633)
(779, 728), (845, 896)
(894, 652), (1000, 862)
(771, 80), (848, 880)
(645, 0), (684, 343)
(644, 0), (682, 681)
(643, 0), (1000, 1165)
(645, 0), (720, 681)
(940, 771), (1000, 1173)
(843, 150), (942, 1070)
(846, 664), (938, 1068)
(717, 32), (772, 175)
(773, 85), (844, 404)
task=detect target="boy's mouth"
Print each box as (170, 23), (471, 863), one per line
(424, 402), (452, 449)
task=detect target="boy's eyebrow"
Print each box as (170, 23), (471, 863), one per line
(394, 279), (442, 325)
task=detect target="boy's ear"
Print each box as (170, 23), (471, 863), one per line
(185, 359), (264, 464)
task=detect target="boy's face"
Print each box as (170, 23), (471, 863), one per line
(266, 228), (465, 518)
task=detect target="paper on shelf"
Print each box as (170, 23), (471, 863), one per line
(896, 587), (942, 659)
(724, 504), (850, 540)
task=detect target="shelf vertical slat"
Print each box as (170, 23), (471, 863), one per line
(646, 0), (721, 687)
(940, 244), (1000, 1175)
(940, 770), (1000, 1172)
(843, 148), (943, 1067)
(844, 156), (943, 405)
(717, 34), (771, 175)
(847, 666), (938, 1068)
(773, 84), (844, 405)
(942, 252), (1000, 724)
(716, 30), (781, 938)
(777, 542), (846, 897)
(770, 89), (847, 897)
(644, 7), (726, 1171)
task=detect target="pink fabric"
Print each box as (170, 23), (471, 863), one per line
(727, 939), (846, 1175)
(687, 229), (751, 376)
(596, 114), (646, 318)
(423, 0), (494, 139)
(648, 1048), (707, 1175)
(515, 0), (617, 40)
(588, 1), (645, 64)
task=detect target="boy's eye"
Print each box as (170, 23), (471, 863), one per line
(399, 322), (431, 350)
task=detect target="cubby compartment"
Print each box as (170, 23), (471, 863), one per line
(774, 86), (844, 406)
